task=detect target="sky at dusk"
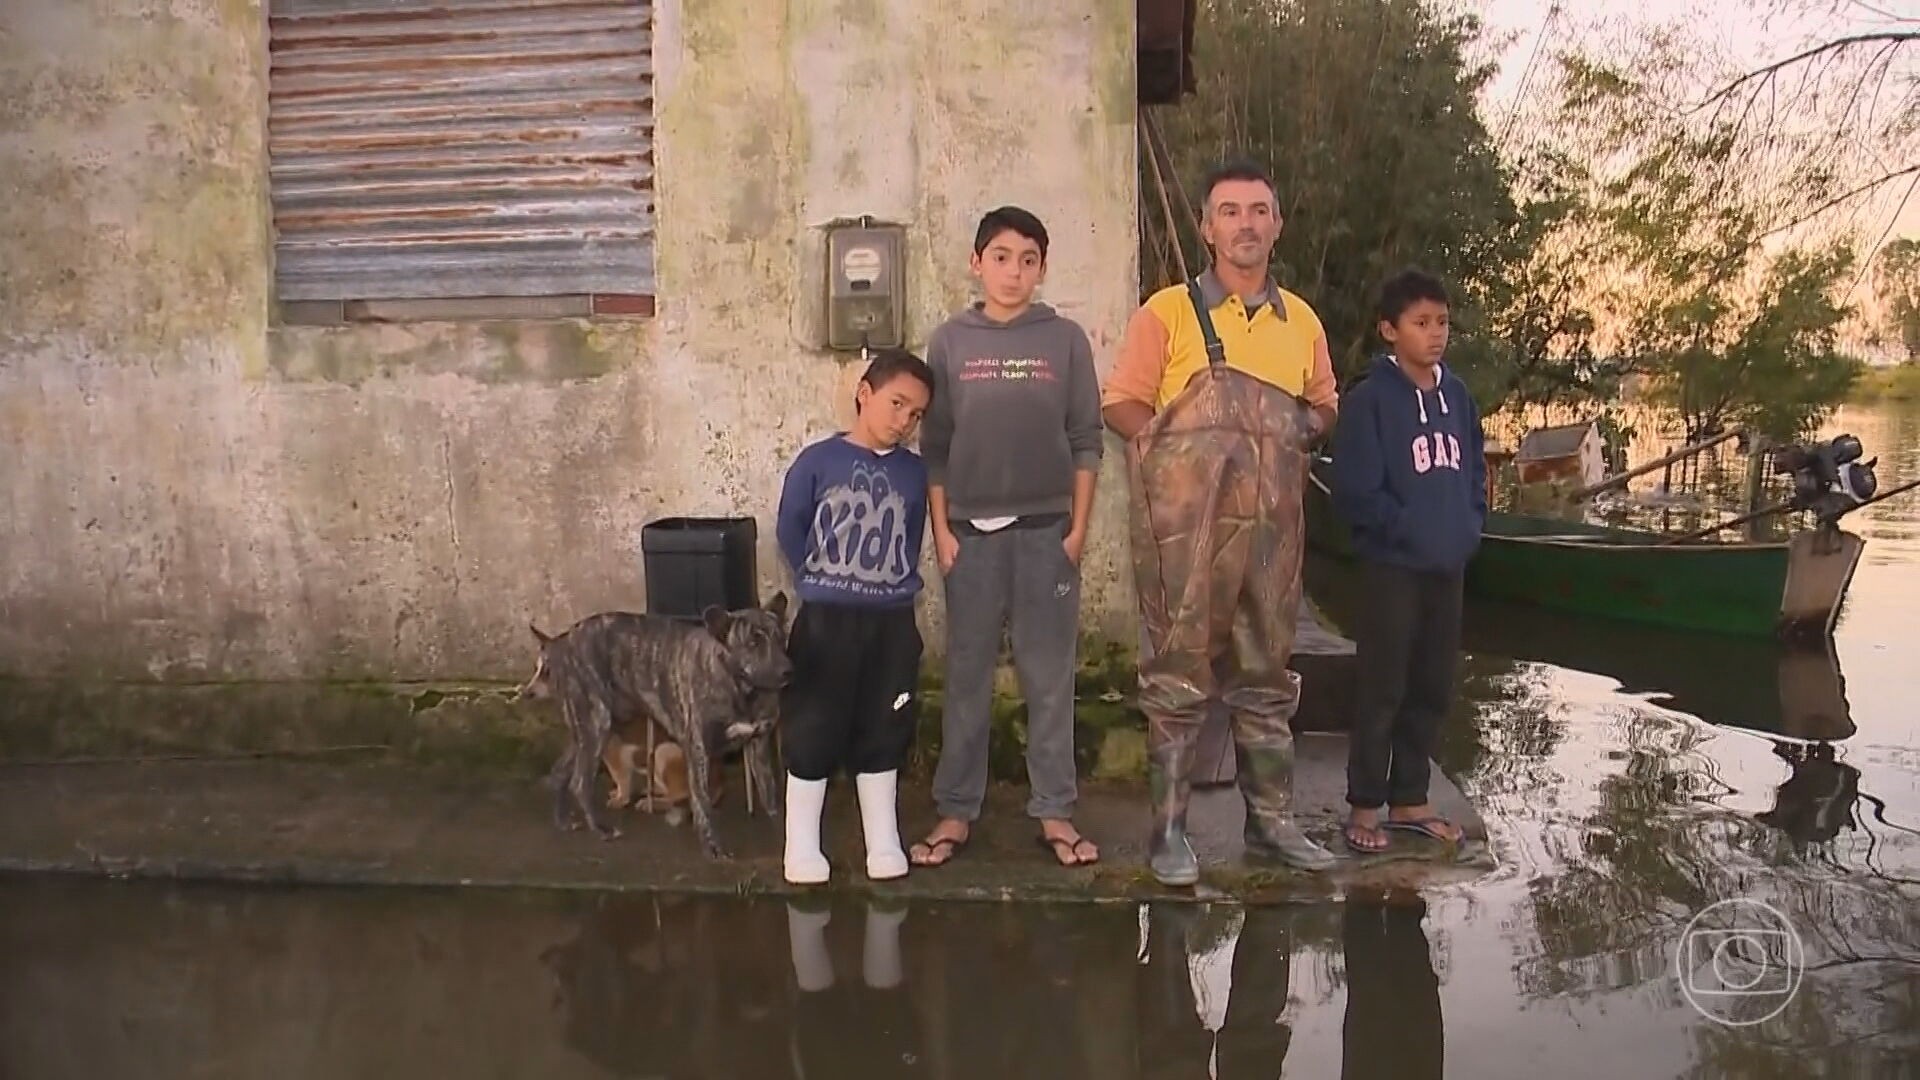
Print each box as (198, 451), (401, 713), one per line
(1463, 0), (1918, 242)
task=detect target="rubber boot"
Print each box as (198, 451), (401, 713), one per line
(1236, 739), (1334, 871)
(854, 770), (909, 881)
(862, 901), (907, 989)
(1148, 743), (1200, 886)
(786, 900), (835, 992)
(783, 773), (832, 885)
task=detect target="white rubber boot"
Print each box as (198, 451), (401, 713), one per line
(863, 902), (907, 989)
(783, 774), (831, 885)
(855, 770), (910, 881)
(786, 902), (835, 992)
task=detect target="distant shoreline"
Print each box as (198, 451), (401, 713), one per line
(1848, 364), (1920, 405)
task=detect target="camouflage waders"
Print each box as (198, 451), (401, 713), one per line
(1125, 279), (1333, 884)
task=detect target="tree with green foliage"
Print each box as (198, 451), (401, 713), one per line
(1469, 145), (1626, 426)
(1643, 247), (1859, 441)
(1518, 33), (1861, 442)
(1139, 0), (1521, 399)
(1875, 238), (1920, 361)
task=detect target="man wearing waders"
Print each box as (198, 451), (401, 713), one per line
(1101, 159), (1340, 884)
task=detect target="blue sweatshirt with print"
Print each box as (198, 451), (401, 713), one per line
(776, 434), (929, 608)
(1330, 354), (1487, 573)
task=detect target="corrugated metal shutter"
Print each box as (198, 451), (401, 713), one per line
(267, 0), (655, 302)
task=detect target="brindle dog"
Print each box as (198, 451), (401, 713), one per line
(518, 594), (793, 859)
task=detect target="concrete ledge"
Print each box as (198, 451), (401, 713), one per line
(0, 733), (1489, 905)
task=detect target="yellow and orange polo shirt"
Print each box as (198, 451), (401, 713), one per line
(1101, 269), (1338, 414)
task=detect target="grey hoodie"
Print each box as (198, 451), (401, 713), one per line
(920, 302), (1105, 522)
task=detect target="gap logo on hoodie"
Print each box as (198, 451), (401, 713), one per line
(1412, 431), (1463, 474)
(1329, 354), (1488, 574)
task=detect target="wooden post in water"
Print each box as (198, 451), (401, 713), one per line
(1742, 434), (1771, 542)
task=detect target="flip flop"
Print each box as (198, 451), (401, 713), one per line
(908, 834), (968, 868)
(1344, 820), (1390, 853)
(1038, 834), (1100, 867)
(1381, 816), (1463, 843)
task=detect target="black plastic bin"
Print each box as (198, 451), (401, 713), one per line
(641, 516), (759, 619)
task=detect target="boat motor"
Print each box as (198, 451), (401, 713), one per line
(1772, 434), (1877, 526)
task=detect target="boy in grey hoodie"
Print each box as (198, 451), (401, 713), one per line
(909, 206), (1106, 869)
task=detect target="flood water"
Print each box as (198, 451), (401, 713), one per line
(3, 405), (1918, 1078)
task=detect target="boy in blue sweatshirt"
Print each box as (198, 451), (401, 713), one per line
(1330, 269), (1485, 853)
(774, 349), (935, 884)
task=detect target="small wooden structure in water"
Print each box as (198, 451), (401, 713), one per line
(1513, 421), (1606, 488)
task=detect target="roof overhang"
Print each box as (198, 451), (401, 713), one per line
(1139, 0), (1196, 105)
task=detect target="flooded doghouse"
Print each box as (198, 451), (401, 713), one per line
(1513, 420), (1606, 489)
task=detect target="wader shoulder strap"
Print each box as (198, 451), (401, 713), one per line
(1184, 277), (1227, 369)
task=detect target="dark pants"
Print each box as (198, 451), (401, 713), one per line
(782, 602), (923, 781)
(1342, 900), (1442, 1080)
(1346, 562), (1463, 808)
(1216, 909), (1296, 1077)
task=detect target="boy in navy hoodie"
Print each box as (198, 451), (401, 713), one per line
(775, 349), (935, 884)
(1330, 269), (1484, 853)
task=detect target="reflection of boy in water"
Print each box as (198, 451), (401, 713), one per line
(1139, 903), (1298, 1079)
(1342, 898), (1443, 1080)
(786, 898), (923, 1078)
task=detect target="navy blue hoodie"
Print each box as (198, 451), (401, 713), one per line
(1330, 354), (1487, 573)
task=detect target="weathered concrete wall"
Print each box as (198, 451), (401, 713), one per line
(0, 0), (1140, 681)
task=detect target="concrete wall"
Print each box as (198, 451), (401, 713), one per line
(0, 0), (1141, 682)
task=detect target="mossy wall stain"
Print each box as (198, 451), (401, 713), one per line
(0, 672), (1149, 784)
(268, 321), (640, 386)
(0, 0), (266, 364)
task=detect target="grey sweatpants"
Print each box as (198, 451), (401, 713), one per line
(933, 518), (1081, 821)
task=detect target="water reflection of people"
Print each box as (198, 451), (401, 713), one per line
(1342, 898), (1442, 1080)
(1756, 740), (1860, 847)
(537, 893), (1459, 1078)
(786, 897), (923, 1077)
(1139, 904), (1216, 1078)
(1139, 903), (1298, 1078)
(1218, 907), (1298, 1077)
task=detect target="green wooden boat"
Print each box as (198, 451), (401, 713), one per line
(1303, 458), (1858, 640)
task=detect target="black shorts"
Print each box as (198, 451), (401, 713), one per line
(781, 602), (924, 781)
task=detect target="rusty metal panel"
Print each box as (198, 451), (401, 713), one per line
(267, 0), (654, 301)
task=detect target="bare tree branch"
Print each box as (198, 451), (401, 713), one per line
(1693, 31), (1920, 112)
(1833, 40), (1902, 131)
(1842, 0), (1915, 24)
(1721, 162), (1920, 261)
(1845, 168), (1920, 298)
